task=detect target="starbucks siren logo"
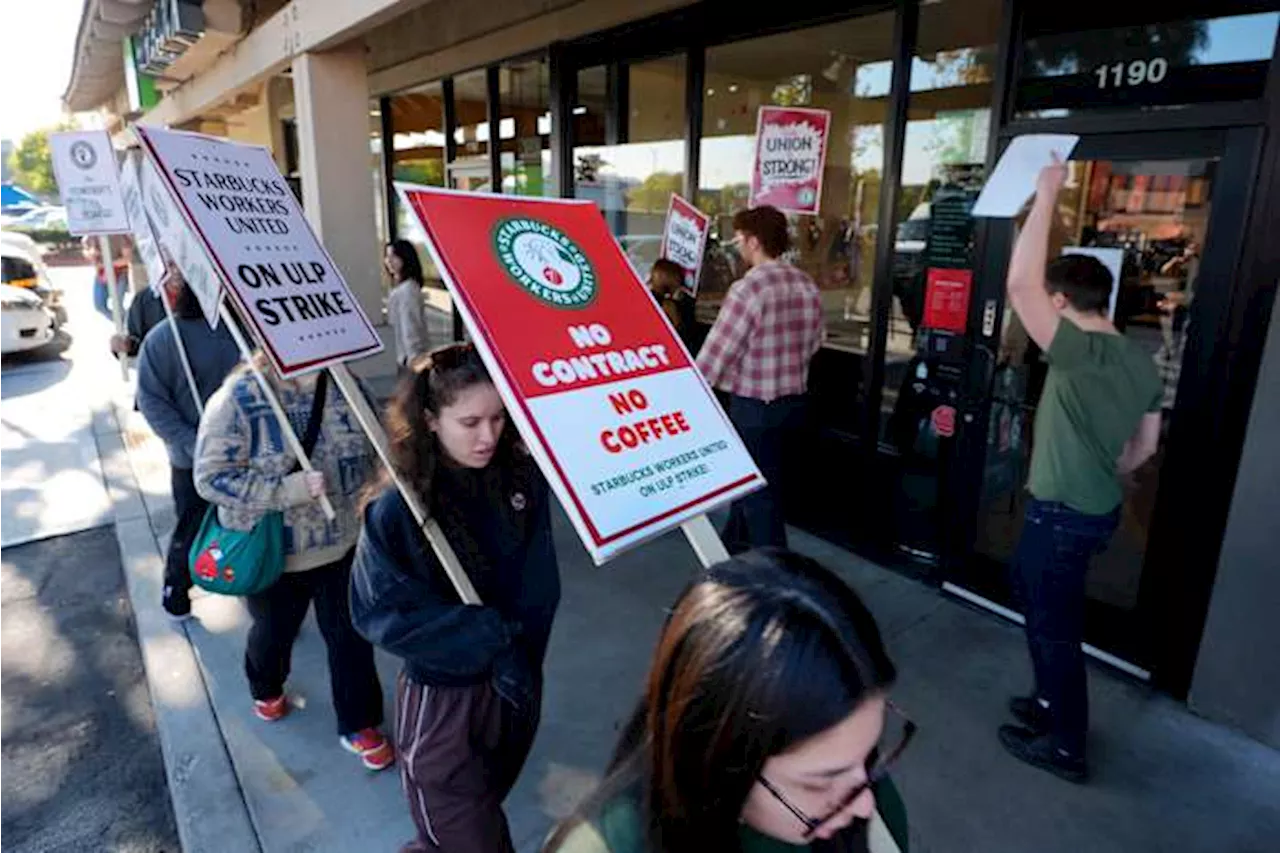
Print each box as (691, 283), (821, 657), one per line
(493, 218), (596, 309)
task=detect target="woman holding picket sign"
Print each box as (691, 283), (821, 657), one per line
(192, 356), (394, 771)
(350, 342), (562, 853)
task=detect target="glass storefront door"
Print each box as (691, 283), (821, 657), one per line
(572, 56), (687, 278)
(949, 129), (1252, 670)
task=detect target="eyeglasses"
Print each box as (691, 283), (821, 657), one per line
(757, 702), (916, 839)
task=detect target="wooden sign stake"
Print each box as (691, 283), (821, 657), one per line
(219, 302), (336, 521)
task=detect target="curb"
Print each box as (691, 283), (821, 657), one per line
(93, 400), (262, 853)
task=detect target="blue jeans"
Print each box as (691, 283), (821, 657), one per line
(722, 393), (806, 553)
(93, 273), (127, 319)
(1010, 499), (1119, 755)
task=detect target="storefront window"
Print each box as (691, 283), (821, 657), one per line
(698, 13), (896, 435)
(450, 70), (492, 192)
(573, 56), (686, 280)
(499, 57), (552, 197)
(387, 79), (453, 337)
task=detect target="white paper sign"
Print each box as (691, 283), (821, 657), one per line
(971, 134), (1079, 218)
(137, 126), (382, 375)
(118, 154), (167, 290)
(49, 131), (130, 235)
(1063, 246), (1125, 320)
(140, 157), (223, 326)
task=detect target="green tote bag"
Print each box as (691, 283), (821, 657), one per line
(187, 372), (329, 596)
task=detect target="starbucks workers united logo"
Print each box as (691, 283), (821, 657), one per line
(493, 218), (597, 309)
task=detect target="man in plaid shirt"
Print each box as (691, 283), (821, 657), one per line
(696, 206), (824, 552)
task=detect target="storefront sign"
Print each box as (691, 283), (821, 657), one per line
(49, 131), (130, 236)
(926, 183), (979, 270)
(117, 154), (167, 290)
(134, 0), (205, 76)
(399, 187), (763, 563)
(660, 194), (710, 294)
(1016, 12), (1278, 113)
(136, 126), (382, 374)
(923, 268), (972, 333)
(749, 106), (831, 215)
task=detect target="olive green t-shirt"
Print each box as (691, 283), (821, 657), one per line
(1027, 320), (1162, 515)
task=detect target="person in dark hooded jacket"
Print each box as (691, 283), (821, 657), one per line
(350, 343), (561, 853)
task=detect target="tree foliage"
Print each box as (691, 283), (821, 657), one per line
(7, 121), (77, 198)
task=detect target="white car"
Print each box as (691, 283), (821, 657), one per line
(1, 240), (64, 328)
(1, 284), (55, 354)
(8, 206), (67, 231)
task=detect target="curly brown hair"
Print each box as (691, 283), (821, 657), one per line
(362, 343), (516, 510)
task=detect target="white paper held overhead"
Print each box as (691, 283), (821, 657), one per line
(971, 134), (1079, 218)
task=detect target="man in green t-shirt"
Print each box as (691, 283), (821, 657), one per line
(997, 158), (1162, 783)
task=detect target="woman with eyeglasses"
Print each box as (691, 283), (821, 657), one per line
(543, 548), (911, 853)
(350, 343), (561, 853)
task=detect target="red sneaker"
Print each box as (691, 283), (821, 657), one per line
(340, 728), (395, 771)
(253, 696), (289, 722)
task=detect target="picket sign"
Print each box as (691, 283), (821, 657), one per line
(398, 186), (752, 567)
(134, 126), (480, 602)
(115, 149), (205, 415)
(49, 131), (132, 380)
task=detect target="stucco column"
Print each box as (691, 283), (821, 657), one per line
(292, 44), (394, 381)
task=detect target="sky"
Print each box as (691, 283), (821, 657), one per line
(2, 0), (85, 142)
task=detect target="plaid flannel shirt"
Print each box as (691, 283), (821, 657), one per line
(696, 260), (825, 402)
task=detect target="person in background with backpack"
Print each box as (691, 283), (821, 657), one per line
(350, 343), (561, 852)
(194, 352), (392, 771)
(135, 267), (240, 620)
(542, 549), (911, 853)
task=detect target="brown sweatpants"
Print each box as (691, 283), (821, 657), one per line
(396, 673), (540, 853)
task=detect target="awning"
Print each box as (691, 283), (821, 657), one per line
(1, 184), (41, 209)
(63, 0), (155, 113)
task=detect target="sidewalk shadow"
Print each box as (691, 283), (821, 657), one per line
(0, 527), (180, 852)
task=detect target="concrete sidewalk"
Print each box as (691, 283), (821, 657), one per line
(102, 399), (1280, 853)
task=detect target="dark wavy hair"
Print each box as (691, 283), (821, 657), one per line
(544, 548), (896, 853)
(385, 239), (425, 285)
(362, 343), (515, 507)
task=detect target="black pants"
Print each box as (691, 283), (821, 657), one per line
(723, 393), (806, 554)
(1010, 499), (1119, 756)
(395, 676), (540, 853)
(244, 552), (384, 737)
(163, 466), (207, 595)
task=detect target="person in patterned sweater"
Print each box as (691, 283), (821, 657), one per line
(696, 206), (824, 553)
(194, 359), (393, 771)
